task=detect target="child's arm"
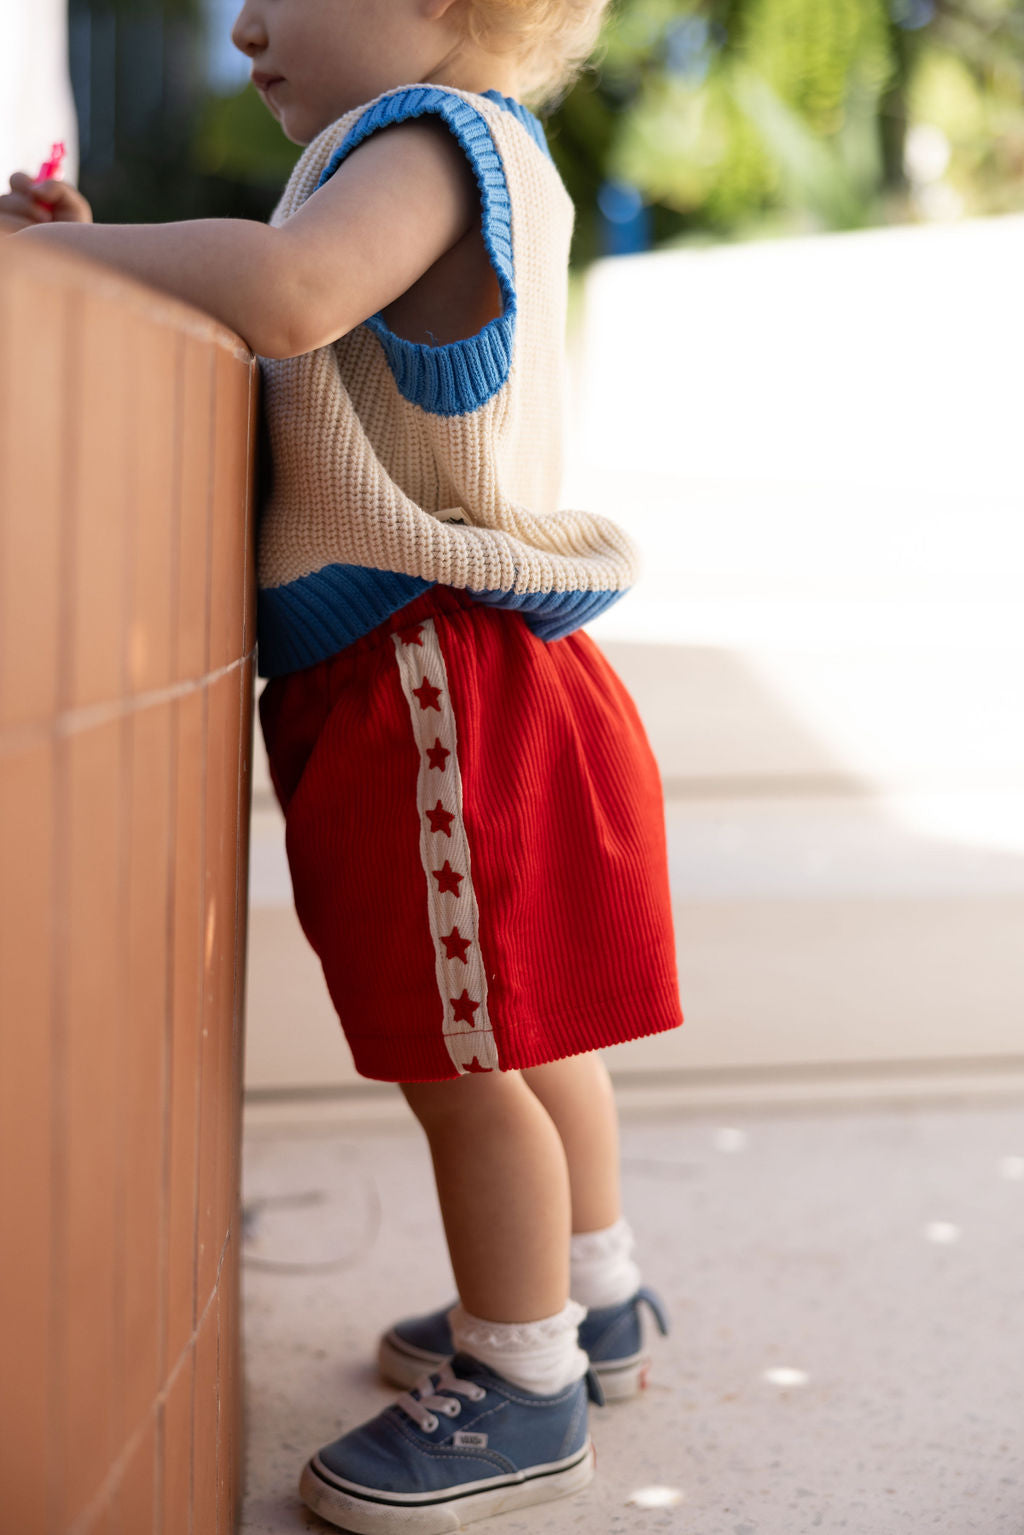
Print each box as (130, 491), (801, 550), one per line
(3, 120), (478, 359)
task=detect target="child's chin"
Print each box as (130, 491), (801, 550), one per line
(278, 118), (312, 147)
(276, 110), (319, 147)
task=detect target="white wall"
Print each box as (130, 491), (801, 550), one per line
(1, 0), (78, 183)
(574, 215), (1024, 800)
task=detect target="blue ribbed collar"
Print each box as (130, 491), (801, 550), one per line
(479, 90), (552, 160)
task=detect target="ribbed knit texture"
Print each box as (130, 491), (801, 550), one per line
(256, 84), (639, 678)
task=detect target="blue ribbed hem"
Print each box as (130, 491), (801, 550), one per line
(258, 565), (433, 677)
(470, 585), (629, 640)
(317, 86), (516, 418)
(258, 563), (629, 675)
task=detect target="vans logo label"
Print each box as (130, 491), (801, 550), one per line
(453, 1431), (488, 1448)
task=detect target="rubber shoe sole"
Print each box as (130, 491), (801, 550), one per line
(586, 1349), (650, 1402)
(378, 1332), (649, 1402)
(299, 1439), (595, 1533)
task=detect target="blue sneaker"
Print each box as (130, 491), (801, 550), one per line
(378, 1288), (669, 1403)
(299, 1353), (594, 1533)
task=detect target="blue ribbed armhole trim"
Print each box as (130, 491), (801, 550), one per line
(317, 86), (516, 418)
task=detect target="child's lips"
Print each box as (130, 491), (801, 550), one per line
(253, 73), (285, 98)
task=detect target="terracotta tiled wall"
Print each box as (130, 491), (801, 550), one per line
(0, 241), (257, 1534)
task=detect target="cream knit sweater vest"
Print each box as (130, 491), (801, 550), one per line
(256, 85), (638, 678)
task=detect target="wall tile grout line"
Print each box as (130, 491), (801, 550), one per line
(111, 717), (132, 1514)
(110, 295), (138, 1524)
(155, 324), (187, 1535)
(0, 649), (256, 760)
(47, 288), (80, 1535)
(216, 1245), (224, 1530)
(204, 346), (217, 696)
(67, 1212), (236, 1535)
(188, 340), (219, 1530)
(229, 639), (255, 1511)
(227, 377), (258, 1513)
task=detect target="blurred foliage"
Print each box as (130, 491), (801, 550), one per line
(193, 82), (302, 190)
(71, 0), (1024, 262)
(546, 0), (1024, 260)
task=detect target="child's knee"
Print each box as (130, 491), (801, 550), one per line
(401, 1070), (525, 1131)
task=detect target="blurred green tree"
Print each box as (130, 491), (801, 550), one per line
(546, 0), (1024, 261)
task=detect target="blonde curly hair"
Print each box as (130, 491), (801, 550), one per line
(461, 0), (613, 110)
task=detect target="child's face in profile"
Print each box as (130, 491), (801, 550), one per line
(231, 0), (454, 144)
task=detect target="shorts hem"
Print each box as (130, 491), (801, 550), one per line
(344, 990), (685, 1083)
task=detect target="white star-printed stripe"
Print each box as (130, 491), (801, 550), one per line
(392, 621), (499, 1075)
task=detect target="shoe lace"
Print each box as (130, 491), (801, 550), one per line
(394, 1359), (487, 1433)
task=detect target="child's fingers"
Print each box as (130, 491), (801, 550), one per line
(7, 171), (92, 223)
(5, 173), (55, 222)
(9, 172), (51, 207)
(34, 181), (92, 223)
(0, 188), (52, 223)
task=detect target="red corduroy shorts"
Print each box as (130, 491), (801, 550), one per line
(259, 587), (683, 1082)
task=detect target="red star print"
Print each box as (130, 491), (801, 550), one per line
(463, 1057), (493, 1073)
(398, 623), (424, 647)
(426, 800), (455, 837)
(440, 927), (471, 963)
(432, 861), (463, 896)
(450, 990), (480, 1025)
(426, 739), (450, 771)
(412, 677), (442, 711)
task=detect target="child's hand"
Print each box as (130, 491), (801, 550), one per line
(0, 172), (93, 233)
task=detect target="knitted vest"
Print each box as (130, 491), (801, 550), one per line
(256, 84), (638, 679)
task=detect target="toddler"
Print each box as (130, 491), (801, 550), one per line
(2, 1), (683, 1527)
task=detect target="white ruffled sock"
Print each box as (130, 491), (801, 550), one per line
(569, 1217), (642, 1310)
(448, 1300), (588, 1395)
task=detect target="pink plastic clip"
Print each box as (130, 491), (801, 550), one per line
(34, 142), (66, 184)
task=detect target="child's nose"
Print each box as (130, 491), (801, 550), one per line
(230, 3), (267, 55)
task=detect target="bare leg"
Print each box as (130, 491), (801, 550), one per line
(401, 1070), (571, 1322)
(522, 1054), (621, 1233)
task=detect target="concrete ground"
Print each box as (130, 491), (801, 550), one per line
(239, 1090), (1024, 1535)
